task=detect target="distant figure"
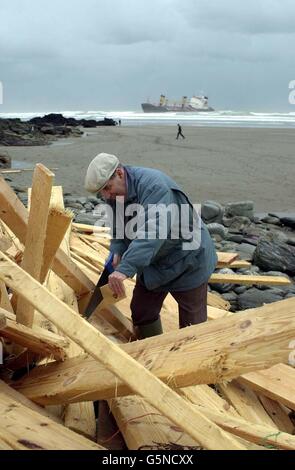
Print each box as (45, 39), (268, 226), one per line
(118, 119), (121, 126)
(176, 123), (185, 140)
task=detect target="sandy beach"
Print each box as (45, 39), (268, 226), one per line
(1, 125), (294, 212)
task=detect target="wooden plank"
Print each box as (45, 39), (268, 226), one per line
(0, 392), (103, 450)
(73, 258), (99, 285)
(207, 306), (233, 320)
(227, 260), (251, 269)
(0, 308), (68, 360)
(259, 394), (295, 434)
(16, 164), (54, 328)
(218, 380), (278, 428)
(180, 385), (239, 417)
(210, 273), (291, 286)
(0, 176), (94, 296)
(90, 306), (136, 342)
(216, 252), (239, 266)
(0, 281), (14, 313)
(191, 404), (295, 450)
(72, 222), (110, 234)
(0, 380), (62, 424)
(207, 291), (230, 310)
(0, 252), (244, 450)
(48, 186), (97, 441)
(40, 207), (73, 283)
(13, 297), (295, 406)
(70, 251), (101, 275)
(239, 364), (295, 410)
(51, 249), (95, 296)
(109, 395), (202, 450)
(179, 387), (265, 450)
(80, 233), (111, 249)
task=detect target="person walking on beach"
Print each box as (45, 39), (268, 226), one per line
(85, 153), (217, 339)
(176, 123), (185, 140)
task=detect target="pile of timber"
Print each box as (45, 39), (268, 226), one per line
(0, 164), (295, 451)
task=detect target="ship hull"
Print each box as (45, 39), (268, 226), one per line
(141, 103), (214, 113)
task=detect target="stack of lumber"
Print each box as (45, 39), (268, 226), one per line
(0, 164), (295, 451)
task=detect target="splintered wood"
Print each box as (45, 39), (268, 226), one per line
(0, 164), (295, 451)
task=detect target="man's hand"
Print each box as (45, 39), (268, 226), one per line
(112, 254), (121, 269)
(108, 271), (127, 298)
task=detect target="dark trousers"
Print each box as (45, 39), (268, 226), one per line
(176, 131), (185, 139)
(130, 280), (208, 329)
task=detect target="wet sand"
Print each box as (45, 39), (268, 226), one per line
(1, 126), (294, 212)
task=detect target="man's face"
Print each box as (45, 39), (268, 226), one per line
(99, 168), (126, 200)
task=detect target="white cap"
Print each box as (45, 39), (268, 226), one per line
(85, 153), (120, 193)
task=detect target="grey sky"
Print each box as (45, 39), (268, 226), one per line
(0, 0), (295, 112)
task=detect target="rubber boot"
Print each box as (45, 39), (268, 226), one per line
(136, 318), (163, 339)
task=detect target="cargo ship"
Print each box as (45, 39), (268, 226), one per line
(141, 94), (214, 113)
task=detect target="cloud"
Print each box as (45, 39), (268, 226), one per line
(0, 0), (294, 111)
(178, 0), (295, 34)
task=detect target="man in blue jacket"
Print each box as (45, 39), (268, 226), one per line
(85, 153), (217, 339)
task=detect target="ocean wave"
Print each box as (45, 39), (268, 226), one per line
(1, 109), (295, 128)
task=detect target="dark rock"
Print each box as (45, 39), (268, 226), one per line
(74, 213), (101, 225)
(84, 203), (94, 211)
(201, 200), (224, 224)
(210, 268), (235, 293)
(65, 202), (84, 210)
(87, 196), (101, 205)
(30, 113), (79, 127)
(96, 118), (117, 126)
(0, 153), (11, 168)
(253, 239), (295, 275)
(235, 243), (256, 261)
(280, 217), (295, 230)
(261, 215), (281, 225)
(241, 237), (258, 246)
(76, 197), (88, 205)
(237, 287), (283, 310)
(80, 119), (99, 128)
(263, 270), (291, 279)
(206, 223), (227, 241)
(222, 292), (238, 302)
(223, 216), (251, 231)
(268, 213), (295, 230)
(285, 293), (295, 299)
(226, 234), (244, 243)
(225, 201), (254, 219)
(64, 196), (79, 205)
(234, 285), (249, 294)
(0, 118), (50, 146)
